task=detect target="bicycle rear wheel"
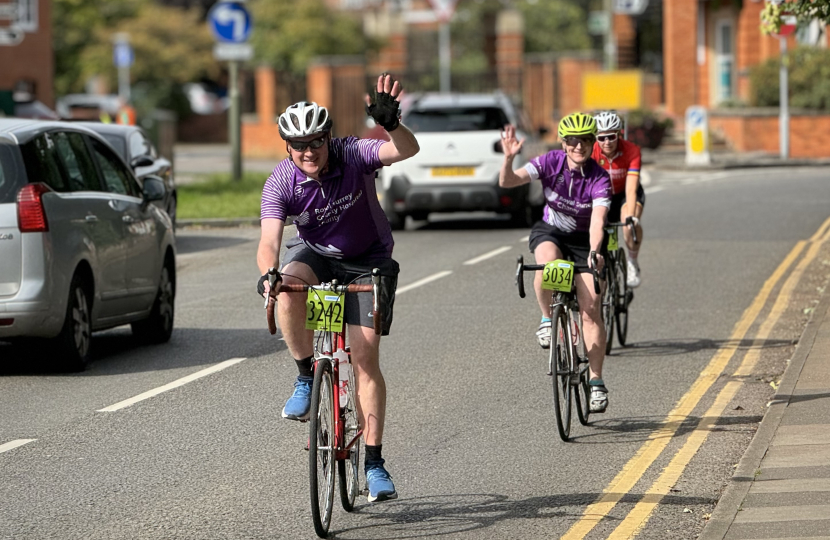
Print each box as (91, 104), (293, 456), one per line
(309, 358), (336, 538)
(550, 305), (573, 441)
(338, 355), (361, 512)
(603, 258), (616, 355)
(615, 249), (629, 347)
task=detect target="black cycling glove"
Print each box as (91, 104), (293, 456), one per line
(366, 87), (400, 132)
(257, 274), (268, 297)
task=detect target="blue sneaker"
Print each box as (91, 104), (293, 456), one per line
(366, 461), (397, 502)
(282, 376), (313, 421)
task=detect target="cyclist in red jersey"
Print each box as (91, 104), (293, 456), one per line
(591, 111), (645, 288)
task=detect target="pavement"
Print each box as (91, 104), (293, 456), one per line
(700, 289), (830, 539)
(642, 146), (830, 171)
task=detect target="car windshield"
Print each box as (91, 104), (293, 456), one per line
(0, 142), (24, 204)
(403, 106), (509, 133)
(101, 134), (127, 160)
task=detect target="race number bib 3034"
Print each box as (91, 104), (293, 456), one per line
(541, 259), (575, 293)
(606, 227), (619, 252)
(306, 290), (345, 332)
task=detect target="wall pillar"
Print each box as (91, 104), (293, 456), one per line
(664, 0), (698, 115)
(496, 10), (524, 100)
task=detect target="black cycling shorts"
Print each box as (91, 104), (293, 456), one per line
(280, 238), (399, 335)
(529, 221), (604, 274)
(608, 184), (646, 223)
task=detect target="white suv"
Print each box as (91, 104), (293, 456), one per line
(380, 92), (543, 228)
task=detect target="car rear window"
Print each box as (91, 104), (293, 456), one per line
(404, 107), (509, 133)
(101, 133), (127, 159)
(0, 142), (26, 204)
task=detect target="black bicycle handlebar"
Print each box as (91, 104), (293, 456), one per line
(607, 217), (638, 245)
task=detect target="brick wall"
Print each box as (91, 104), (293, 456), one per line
(557, 57), (601, 117)
(613, 14), (637, 69)
(664, 0), (698, 115)
(0, 0), (53, 106)
(710, 110), (830, 158)
(496, 10), (524, 99)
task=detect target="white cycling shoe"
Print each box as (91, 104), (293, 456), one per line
(536, 321), (552, 349)
(627, 258), (641, 288)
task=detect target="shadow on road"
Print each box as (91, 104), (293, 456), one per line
(0, 327), (285, 376)
(176, 234), (253, 255)
(332, 492), (716, 539)
(407, 214), (529, 231)
(608, 337), (794, 358)
(566, 413), (765, 445)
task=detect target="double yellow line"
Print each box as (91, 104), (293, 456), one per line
(562, 216), (830, 540)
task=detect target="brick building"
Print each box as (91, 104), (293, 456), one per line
(0, 0), (53, 108)
(663, 0), (829, 116)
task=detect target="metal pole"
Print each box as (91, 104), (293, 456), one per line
(118, 65), (130, 103)
(229, 60), (242, 181)
(439, 20), (451, 93)
(779, 38), (789, 160)
(604, 0), (615, 71)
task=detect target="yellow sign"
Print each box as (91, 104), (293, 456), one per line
(582, 71), (643, 110)
(306, 290), (345, 332)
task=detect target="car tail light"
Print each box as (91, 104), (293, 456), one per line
(17, 183), (51, 233)
(0, 319), (14, 326)
(500, 195), (513, 207)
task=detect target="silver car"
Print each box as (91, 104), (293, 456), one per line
(0, 119), (176, 370)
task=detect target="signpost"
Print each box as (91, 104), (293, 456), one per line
(208, 0), (253, 181)
(771, 9), (796, 160)
(112, 34), (134, 103)
(685, 106), (711, 166)
(427, 0), (458, 93)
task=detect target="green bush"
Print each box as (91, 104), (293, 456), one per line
(624, 109), (674, 149)
(750, 47), (830, 110)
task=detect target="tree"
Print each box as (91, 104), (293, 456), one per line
(249, 0), (381, 74)
(761, 0), (830, 35)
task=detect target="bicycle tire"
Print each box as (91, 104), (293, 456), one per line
(574, 326), (591, 426)
(615, 249), (629, 347)
(338, 354), (361, 512)
(603, 256), (616, 355)
(309, 358), (336, 538)
(550, 305), (573, 441)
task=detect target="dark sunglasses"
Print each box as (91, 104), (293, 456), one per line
(563, 135), (595, 147)
(288, 135), (327, 152)
(597, 134), (619, 143)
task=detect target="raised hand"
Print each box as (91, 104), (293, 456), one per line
(366, 73), (403, 132)
(501, 124), (525, 158)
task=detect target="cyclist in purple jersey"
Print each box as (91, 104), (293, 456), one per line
(256, 74), (419, 502)
(499, 112), (613, 413)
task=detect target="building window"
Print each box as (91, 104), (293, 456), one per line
(715, 19), (734, 102)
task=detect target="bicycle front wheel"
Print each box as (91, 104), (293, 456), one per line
(338, 356), (361, 512)
(615, 249), (629, 347)
(550, 305), (573, 441)
(309, 358), (336, 538)
(603, 259), (616, 355)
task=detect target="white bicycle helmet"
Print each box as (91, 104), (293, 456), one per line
(278, 101), (332, 140)
(594, 111), (623, 133)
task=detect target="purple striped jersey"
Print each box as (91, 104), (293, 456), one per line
(524, 150), (612, 233)
(260, 136), (393, 259)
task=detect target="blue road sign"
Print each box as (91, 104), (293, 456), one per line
(113, 42), (134, 68)
(686, 106), (705, 127)
(208, 2), (252, 43)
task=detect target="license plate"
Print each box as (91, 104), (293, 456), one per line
(431, 167), (474, 177)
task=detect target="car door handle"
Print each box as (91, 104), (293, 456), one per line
(85, 215), (98, 223)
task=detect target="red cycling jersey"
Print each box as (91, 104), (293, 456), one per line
(591, 138), (641, 195)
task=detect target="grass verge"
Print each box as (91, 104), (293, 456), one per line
(177, 172), (267, 219)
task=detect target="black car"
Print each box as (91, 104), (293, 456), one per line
(77, 123), (177, 227)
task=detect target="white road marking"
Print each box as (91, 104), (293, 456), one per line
(463, 246), (512, 265)
(645, 186), (665, 195)
(519, 235), (530, 242)
(396, 271), (453, 295)
(98, 358), (247, 412)
(0, 439), (36, 454)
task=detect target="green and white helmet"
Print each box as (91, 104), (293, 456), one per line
(558, 112), (597, 138)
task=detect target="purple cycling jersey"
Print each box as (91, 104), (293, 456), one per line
(524, 150), (612, 233)
(261, 136), (393, 260)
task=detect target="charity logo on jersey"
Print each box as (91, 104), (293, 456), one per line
(294, 184), (304, 197)
(295, 211), (311, 226)
(304, 241), (344, 259)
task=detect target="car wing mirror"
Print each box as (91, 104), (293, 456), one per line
(493, 140), (503, 153)
(131, 155), (154, 169)
(538, 126), (550, 137)
(142, 176), (166, 202)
